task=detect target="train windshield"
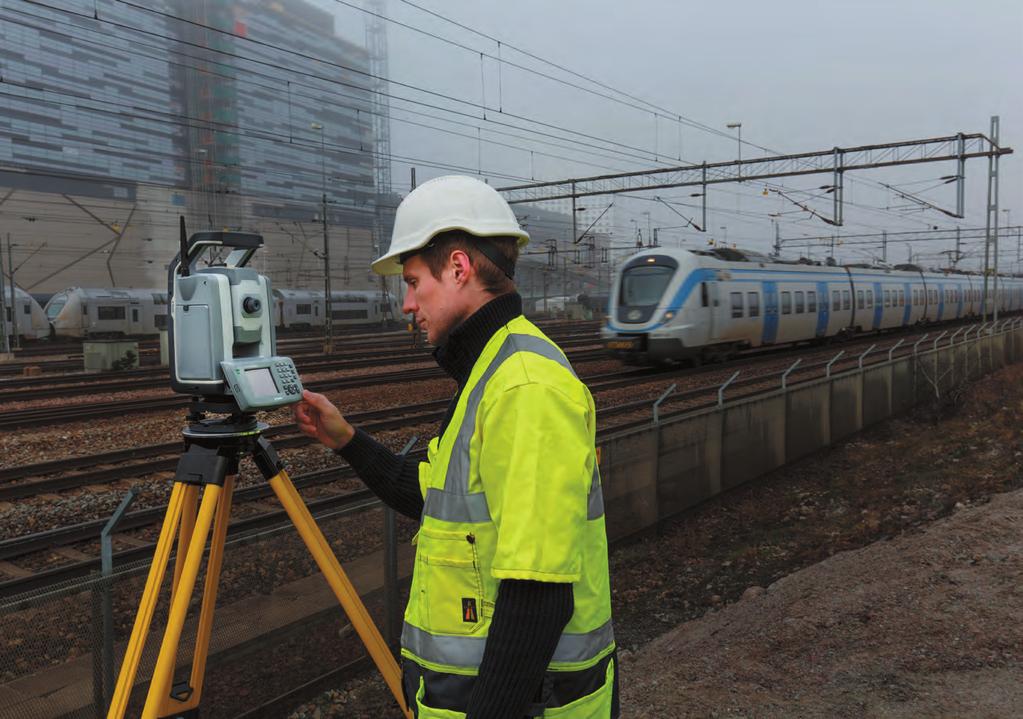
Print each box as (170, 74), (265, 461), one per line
(46, 299), (66, 319)
(620, 265), (674, 306)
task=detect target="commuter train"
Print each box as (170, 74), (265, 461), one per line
(603, 246), (1023, 364)
(3, 287), (50, 342)
(45, 287), (401, 338)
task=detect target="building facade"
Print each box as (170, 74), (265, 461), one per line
(0, 0), (384, 292)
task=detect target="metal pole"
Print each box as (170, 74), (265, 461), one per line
(882, 231), (887, 263)
(887, 339), (905, 361)
(857, 344), (876, 369)
(916, 335), (932, 357)
(931, 330), (948, 351)
(781, 358), (802, 389)
(717, 370), (741, 406)
(990, 116), (1001, 323)
(0, 235), (8, 354)
(826, 350), (845, 377)
(100, 488), (138, 714)
(7, 235), (16, 350)
(652, 383), (677, 425)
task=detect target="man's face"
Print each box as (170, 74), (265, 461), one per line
(402, 254), (461, 345)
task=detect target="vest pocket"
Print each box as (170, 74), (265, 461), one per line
(418, 525), (485, 635)
(415, 676), (467, 718)
(542, 658), (615, 718)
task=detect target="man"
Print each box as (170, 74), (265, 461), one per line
(294, 175), (618, 718)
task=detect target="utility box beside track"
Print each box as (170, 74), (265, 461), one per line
(83, 340), (139, 371)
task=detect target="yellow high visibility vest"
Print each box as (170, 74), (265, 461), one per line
(402, 315), (616, 718)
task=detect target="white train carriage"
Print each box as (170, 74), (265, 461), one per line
(603, 247), (1023, 364)
(3, 287), (50, 342)
(327, 290), (401, 327)
(273, 288), (323, 329)
(46, 287), (168, 338)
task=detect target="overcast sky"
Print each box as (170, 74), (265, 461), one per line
(322, 0), (1021, 268)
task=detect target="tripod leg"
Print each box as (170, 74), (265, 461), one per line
(170, 485), (199, 608)
(159, 476), (235, 716)
(268, 469), (411, 719)
(142, 483), (224, 719)
(107, 483), (188, 719)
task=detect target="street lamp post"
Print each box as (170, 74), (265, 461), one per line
(311, 122), (333, 353)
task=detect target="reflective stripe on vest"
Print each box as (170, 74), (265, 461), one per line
(422, 332), (604, 524)
(402, 618), (615, 668)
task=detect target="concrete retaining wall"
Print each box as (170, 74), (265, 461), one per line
(598, 323), (1023, 542)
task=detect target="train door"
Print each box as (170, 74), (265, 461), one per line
(762, 281), (779, 344)
(936, 283), (945, 321)
(901, 283), (912, 326)
(705, 281), (720, 340)
(872, 282), (883, 330)
(128, 301), (143, 334)
(814, 281), (828, 337)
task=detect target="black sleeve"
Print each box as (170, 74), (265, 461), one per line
(466, 580), (574, 719)
(335, 428), (424, 520)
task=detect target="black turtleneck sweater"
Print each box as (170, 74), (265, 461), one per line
(338, 292), (574, 719)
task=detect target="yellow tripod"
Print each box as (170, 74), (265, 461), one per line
(106, 417), (411, 719)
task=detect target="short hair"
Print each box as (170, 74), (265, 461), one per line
(405, 230), (519, 294)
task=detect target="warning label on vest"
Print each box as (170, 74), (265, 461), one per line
(462, 598), (478, 623)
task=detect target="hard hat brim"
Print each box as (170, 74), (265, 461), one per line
(371, 227), (530, 276)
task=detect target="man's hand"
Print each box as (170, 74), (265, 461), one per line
(293, 390), (355, 450)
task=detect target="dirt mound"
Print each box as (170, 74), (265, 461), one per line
(621, 489), (1023, 717)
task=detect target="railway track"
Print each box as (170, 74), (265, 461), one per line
(1, 321), (989, 598)
(0, 345), (608, 429)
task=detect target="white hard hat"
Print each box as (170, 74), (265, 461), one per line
(372, 175), (530, 276)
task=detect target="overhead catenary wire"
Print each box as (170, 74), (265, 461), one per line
(0, 0), (994, 253)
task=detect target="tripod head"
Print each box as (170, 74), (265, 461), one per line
(168, 217), (303, 415)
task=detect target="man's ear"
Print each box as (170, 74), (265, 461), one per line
(449, 249), (473, 285)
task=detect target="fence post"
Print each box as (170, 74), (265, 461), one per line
(826, 347), (842, 376)
(97, 487), (138, 716)
(781, 359), (802, 389)
(857, 344), (876, 370)
(652, 384), (677, 425)
(717, 371), (740, 407)
(887, 339), (905, 362)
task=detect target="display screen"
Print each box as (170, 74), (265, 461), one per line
(245, 367), (278, 395)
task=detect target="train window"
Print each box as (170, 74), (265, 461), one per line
(3, 308), (8, 322)
(795, 291), (804, 313)
(866, 290), (873, 308)
(333, 309), (370, 320)
(297, 304), (312, 315)
(155, 314), (167, 330)
(843, 291), (851, 310)
(807, 291), (817, 312)
(856, 290), (864, 310)
(700, 282), (709, 308)
(730, 292), (744, 318)
(132, 309), (139, 322)
(884, 290), (890, 307)
(622, 265), (677, 307)
(152, 293), (168, 305)
(832, 290), (840, 310)
(781, 292), (791, 315)
(97, 306), (125, 320)
(46, 300), (65, 319)
(748, 292), (760, 318)
(898, 290), (904, 307)
(23, 304), (30, 315)
(82, 303), (88, 315)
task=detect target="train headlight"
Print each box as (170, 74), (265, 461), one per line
(662, 310), (675, 321)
